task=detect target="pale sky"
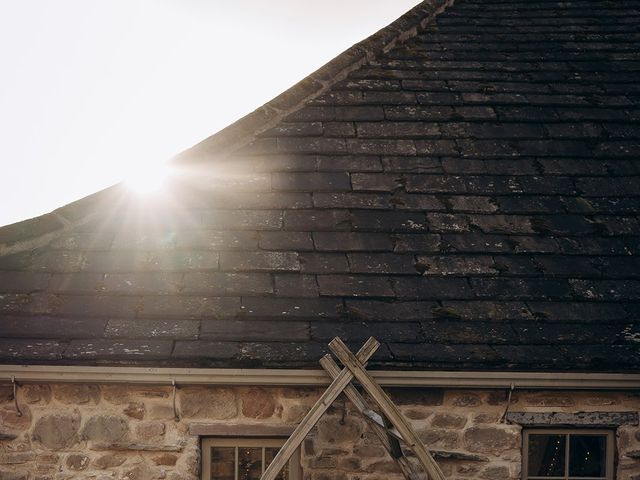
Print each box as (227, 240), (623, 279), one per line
(0, 0), (420, 227)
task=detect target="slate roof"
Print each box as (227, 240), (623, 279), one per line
(1, 0), (640, 371)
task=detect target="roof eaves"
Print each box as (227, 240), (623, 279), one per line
(174, 0), (453, 163)
(0, 185), (122, 256)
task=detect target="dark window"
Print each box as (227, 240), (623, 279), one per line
(524, 429), (613, 480)
(202, 438), (300, 480)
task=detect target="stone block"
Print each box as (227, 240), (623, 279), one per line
(93, 453), (126, 469)
(148, 405), (176, 421)
(0, 452), (35, 464)
(65, 454), (89, 471)
(403, 408), (431, 420)
(153, 453), (178, 466)
(431, 413), (468, 429)
(317, 417), (363, 445)
(124, 402), (145, 420)
(33, 414), (80, 449)
(450, 393), (482, 407)
(122, 465), (163, 480)
(136, 422), (165, 441)
(179, 388), (237, 419)
(241, 388), (276, 419)
(0, 471), (27, 480)
(81, 415), (129, 442)
(22, 385), (51, 404)
(102, 385), (170, 404)
(480, 465), (514, 480)
(0, 404), (31, 432)
(463, 426), (520, 455)
(418, 429), (459, 449)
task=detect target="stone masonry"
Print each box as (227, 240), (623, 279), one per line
(0, 384), (638, 480)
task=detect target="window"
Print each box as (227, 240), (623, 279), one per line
(523, 429), (614, 480)
(201, 438), (301, 480)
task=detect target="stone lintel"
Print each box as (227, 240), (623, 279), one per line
(506, 411), (639, 427)
(188, 423), (296, 437)
(89, 442), (183, 452)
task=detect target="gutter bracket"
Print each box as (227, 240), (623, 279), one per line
(500, 383), (516, 424)
(11, 376), (23, 417)
(172, 379), (179, 422)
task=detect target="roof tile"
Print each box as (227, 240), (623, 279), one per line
(2, 0), (640, 371)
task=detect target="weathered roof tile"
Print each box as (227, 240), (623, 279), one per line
(2, 0), (640, 371)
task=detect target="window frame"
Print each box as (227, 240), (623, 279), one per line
(522, 428), (615, 480)
(201, 437), (301, 480)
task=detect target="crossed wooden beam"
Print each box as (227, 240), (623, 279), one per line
(260, 337), (446, 480)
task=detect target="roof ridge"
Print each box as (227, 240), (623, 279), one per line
(173, 0), (453, 163)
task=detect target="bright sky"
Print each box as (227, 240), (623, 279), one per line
(0, 0), (419, 227)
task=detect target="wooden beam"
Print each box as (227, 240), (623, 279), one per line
(260, 337), (380, 480)
(329, 337), (446, 480)
(319, 355), (414, 479)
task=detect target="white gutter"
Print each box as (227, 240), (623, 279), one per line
(1, 365), (638, 390)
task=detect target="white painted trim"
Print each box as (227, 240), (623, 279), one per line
(1, 365), (639, 390)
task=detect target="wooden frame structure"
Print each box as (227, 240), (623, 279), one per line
(260, 337), (446, 480)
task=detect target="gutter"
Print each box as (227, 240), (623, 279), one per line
(1, 365), (638, 390)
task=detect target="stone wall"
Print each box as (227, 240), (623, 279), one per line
(1, 384), (638, 480)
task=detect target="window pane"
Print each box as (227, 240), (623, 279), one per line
(238, 447), (262, 480)
(569, 435), (607, 478)
(211, 447), (235, 480)
(265, 447), (289, 480)
(528, 434), (566, 477)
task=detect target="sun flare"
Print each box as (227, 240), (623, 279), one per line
(125, 161), (172, 194)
